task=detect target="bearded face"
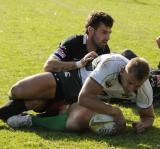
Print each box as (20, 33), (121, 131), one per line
(91, 23), (112, 49)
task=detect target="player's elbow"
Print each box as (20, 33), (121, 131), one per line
(43, 63), (52, 72)
(78, 91), (88, 107)
(43, 61), (59, 72)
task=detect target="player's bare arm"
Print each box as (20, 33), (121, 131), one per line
(43, 51), (98, 72)
(132, 105), (155, 133)
(78, 77), (126, 129)
(43, 57), (77, 72)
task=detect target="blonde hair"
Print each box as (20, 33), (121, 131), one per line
(126, 57), (150, 81)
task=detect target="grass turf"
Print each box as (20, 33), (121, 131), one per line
(0, 0), (160, 148)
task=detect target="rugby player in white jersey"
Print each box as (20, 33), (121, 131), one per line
(66, 54), (155, 133)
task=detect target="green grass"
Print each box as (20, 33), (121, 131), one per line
(0, 0), (160, 148)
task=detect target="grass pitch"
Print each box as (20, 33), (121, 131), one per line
(0, 0), (160, 148)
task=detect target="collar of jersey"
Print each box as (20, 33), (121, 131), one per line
(83, 34), (88, 44)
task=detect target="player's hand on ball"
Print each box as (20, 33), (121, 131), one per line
(132, 121), (145, 133)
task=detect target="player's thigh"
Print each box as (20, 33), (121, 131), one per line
(10, 72), (56, 99)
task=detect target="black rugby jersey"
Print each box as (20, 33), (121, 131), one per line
(53, 34), (110, 61)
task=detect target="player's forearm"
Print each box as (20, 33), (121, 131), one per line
(139, 105), (155, 128)
(78, 94), (119, 116)
(140, 116), (155, 128)
(43, 60), (78, 72)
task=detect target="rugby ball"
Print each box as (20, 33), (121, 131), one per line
(89, 114), (117, 135)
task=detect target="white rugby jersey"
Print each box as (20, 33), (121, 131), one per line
(89, 54), (153, 108)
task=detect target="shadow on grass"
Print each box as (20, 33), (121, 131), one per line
(0, 109), (160, 148)
(17, 125), (160, 148)
(0, 100), (160, 148)
(0, 120), (159, 148)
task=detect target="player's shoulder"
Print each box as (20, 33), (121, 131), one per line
(140, 79), (152, 93)
(100, 53), (128, 64)
(136, 79), (153, 108)
(61, 34), (84, 45)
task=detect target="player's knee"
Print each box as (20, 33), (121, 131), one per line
(47, 72), (57, 88)
(66, 112), (89, 132)
(66, 119), (86, 132)
(8, 84), (22, 100)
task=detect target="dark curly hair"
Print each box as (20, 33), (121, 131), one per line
(85, 11), (114, 34)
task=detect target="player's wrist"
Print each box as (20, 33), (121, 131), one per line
(75, 61), (83, 68)
(110, 107), (121, 117)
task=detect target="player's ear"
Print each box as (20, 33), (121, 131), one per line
(88, 26), (94, 35)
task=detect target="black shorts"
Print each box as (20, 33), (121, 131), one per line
(149, 73), (160, 100)
(52, 69), (82, 104)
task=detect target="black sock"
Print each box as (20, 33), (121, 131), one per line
(0, 100), (27, 121)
